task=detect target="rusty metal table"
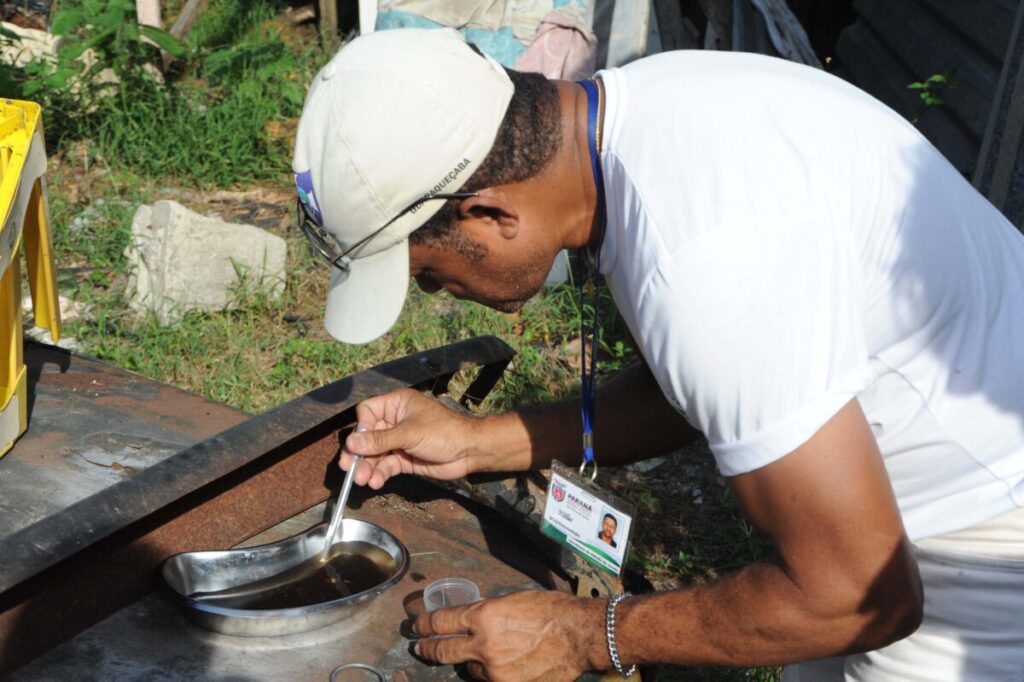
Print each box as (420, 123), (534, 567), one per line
(13, 483), (573, 681)
(0, 337), (520, 674)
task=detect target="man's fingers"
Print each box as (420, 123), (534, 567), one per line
(414, 633), (475, 665)
(346, 423), (410, 457)
(353, 398), (388, 430)
(358, 454), (395, 489)
(367, 459), (392, 489)
(354, 458), (376, 486)
(338, 452), (375, 486)
(466, 661), (489, 680)
(414, 604), (474, 637)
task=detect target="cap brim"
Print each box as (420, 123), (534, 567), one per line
(323, 240), (409, 344)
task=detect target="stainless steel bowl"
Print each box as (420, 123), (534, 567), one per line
(162, 518), (409, 637)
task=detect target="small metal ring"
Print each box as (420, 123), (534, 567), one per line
(578, 459), (598, 482)
(329, 662), (388, 682)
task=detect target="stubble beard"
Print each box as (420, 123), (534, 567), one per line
(480, 259), (551, 313)
(484, 298), (529, 313)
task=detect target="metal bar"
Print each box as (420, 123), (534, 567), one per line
(0, 336), (514, 595)
(974, 0), (1024, 204)
(459, 355), (511, 409)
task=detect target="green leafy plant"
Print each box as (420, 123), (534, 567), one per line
(202, 34), (306, 108)
(907, 69), (957, 122)
(184, 0), (281, 52)
(48, 0), (187, 80)
(3, 0), (187, 148)
(3, 0), (315, 185)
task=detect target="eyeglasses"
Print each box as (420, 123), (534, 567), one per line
(297, 192), (479, 273)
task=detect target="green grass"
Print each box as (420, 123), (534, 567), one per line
(73, 283), (592, 414)
(93, 76), (296, 186)
(48, 175), (609, 412)
(184, 0), (282, 51)
(87, 21), (319, 187)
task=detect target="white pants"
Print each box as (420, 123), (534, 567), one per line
(782, 509), (1024, 682)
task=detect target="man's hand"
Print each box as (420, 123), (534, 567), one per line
(413, 591), (609, 681)
(340, 389), (481, 488)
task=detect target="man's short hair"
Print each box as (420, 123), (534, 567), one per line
(409, 67), (562, 249)
(603, 513), (617, 525)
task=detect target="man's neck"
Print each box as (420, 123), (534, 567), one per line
(548, 79), (602, 252)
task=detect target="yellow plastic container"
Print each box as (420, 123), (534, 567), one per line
(0, 99), (61, 457)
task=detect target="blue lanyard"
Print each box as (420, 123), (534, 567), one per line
(579, 78), (605, 477)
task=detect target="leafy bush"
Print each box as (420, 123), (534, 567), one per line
(2, 0), (185, 144)
(2, 0), (313, 186)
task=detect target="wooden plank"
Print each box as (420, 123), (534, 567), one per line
(319, 0), (340, 49)
(169, 0), (210, 39)
(135, 0), (161, 53)
(696, 0), (732, 49)
(359, 0), (377, 35)
(917, 0), (1016, 66)
(653, 0), (700, 51)
(984, 2), (1024, 209)
(749, 0), (821, 66)
(605, 0), (651, 68)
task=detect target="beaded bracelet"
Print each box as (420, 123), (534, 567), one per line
(606, 592), (637, 678)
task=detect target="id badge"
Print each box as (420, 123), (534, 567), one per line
(541, 461), (636, 577)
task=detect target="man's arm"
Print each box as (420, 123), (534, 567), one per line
(484, 360), (700, 470)
(413, 399), (924, 679)
(611, 398), (922, 666)
(341, 362), (699, 487)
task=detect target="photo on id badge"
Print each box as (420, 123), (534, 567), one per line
(542, 462), (634, 575)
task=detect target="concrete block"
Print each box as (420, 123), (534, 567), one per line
(0, 22), (62, 67)
(125, 200), (286, 326)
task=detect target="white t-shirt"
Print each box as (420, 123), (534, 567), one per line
(597, 52), (1024, 541)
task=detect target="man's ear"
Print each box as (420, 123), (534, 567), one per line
(458, 189), (519, 239)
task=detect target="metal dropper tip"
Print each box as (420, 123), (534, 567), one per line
(319, 427), (366, 563)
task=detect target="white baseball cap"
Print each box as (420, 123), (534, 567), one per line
(293, 28), (514, 344)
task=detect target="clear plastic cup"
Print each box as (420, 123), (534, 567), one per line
(423, 577), (480, 612)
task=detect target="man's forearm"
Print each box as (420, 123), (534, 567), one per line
(470, 363), (700, 473)
(585, 550), (920, 670)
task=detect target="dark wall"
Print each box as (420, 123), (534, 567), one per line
(835, 0), (1017, 176)
(787, 0), (856, 63)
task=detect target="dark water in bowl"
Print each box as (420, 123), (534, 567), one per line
(189, 541), (398, 610)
